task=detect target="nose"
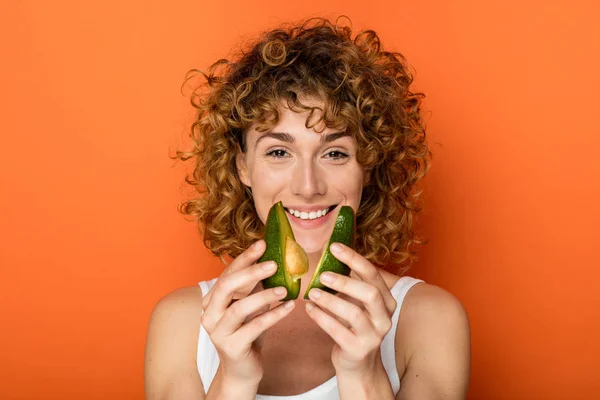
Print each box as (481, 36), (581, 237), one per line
(290, 158), (327, 199)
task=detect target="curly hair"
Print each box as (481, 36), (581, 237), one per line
(170, 16), (432, 275)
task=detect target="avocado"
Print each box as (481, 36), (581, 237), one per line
(259, 202), (356, 301)
(303, 205), (355, 299)
(259, 201), (309, 301)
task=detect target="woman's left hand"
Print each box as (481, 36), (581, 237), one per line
(305, 242), (398, 374)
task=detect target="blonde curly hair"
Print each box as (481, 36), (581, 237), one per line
(171, 16), (432, 275)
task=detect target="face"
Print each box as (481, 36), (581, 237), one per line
(236, 99), (365, 255)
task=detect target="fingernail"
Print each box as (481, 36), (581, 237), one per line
(330, 243), (343, 253)
(320, 272), (335, 284)
(309, 288), (322, 299)
(262, 261), (276, 270)
(274, 287), (286, 296)
(284, 300), (294, 309)
(254, 240), (264, 250)
(305, 302), (315, 312)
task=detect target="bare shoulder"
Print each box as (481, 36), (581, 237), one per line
(151, 285), (204, 314)
(395, 282), (471, 399)
(144, 285), (205, 400)
(147, 285), (204, 340)
(399, 282), (470, 332)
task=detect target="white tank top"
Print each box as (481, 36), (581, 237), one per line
(197, 276), (424, 399)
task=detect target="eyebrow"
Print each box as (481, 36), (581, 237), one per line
(255, 131), (350, 149)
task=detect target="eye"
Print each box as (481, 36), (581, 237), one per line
(324, 150), (349, 160)
(265, 148), (290, 159)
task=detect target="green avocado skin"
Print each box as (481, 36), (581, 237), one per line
(303, 206), (355, 299)
(259, 203), (356, 301)
(259, 202), (300, 301)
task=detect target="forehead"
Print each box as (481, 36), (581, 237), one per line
(249, 96), (347, 140)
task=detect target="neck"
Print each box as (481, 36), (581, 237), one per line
(299, 249), (325, 298)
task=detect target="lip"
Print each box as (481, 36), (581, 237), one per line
(284, 204), (338, 229)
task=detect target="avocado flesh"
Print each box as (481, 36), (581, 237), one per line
(303, 206), (355, 299)
(285, 236), (309, 281)
(259, 201), (309, 301)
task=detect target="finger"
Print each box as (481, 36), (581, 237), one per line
(208, 260), (277, 314)
(201, 240), (267, 310)
(233, 300), (296, 344)
(317, 272), (391, 331)
(201, 262), (271, 315)
(227, 239), (267, 274)
(305, 301), (356, 350)
(214, 286), (289, 336)
(201, 261), (277, 332)
(202, 267), (268, 312)
(329, 243), (397, 315)
(307, 288), (374, 335)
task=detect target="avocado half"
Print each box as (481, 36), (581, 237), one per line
(259, 201), (308, 301)
(302, 205), (355, 299)
(259, 201), (355, 300)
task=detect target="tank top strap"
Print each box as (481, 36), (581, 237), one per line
(198, 278), (218, 302)
(196, 278), (219, 394)
(380, 276), (425, 395)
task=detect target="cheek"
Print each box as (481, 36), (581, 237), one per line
(331, 165), (364, 192)
(250, 166), (287, 190)
(248, 165), (287, 220)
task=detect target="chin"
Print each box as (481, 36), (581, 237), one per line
(294, 234), (326, 255)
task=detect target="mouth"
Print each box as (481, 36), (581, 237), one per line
(283, 205), (338, 221)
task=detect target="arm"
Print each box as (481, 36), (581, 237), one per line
(144, 286), (206, 400)
(144, 287), (258, 400)
(395, 284), (471, 400)
(144, 287), (260, 400)
(336, 358), (395, 399)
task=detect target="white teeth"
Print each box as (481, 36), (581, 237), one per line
(286, 206), (333, 220)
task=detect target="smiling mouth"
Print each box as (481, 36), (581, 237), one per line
(283, 205), (337, 221)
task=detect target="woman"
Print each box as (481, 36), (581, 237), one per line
(144, 17), (470, 400)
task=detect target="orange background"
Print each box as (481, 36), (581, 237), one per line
(1, 1), (598, 399)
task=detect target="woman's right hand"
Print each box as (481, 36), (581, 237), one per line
(199, 239), (295, 384)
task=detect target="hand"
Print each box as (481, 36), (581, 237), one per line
(200, 239), (296, 383)
(304, 242), (397, 374)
